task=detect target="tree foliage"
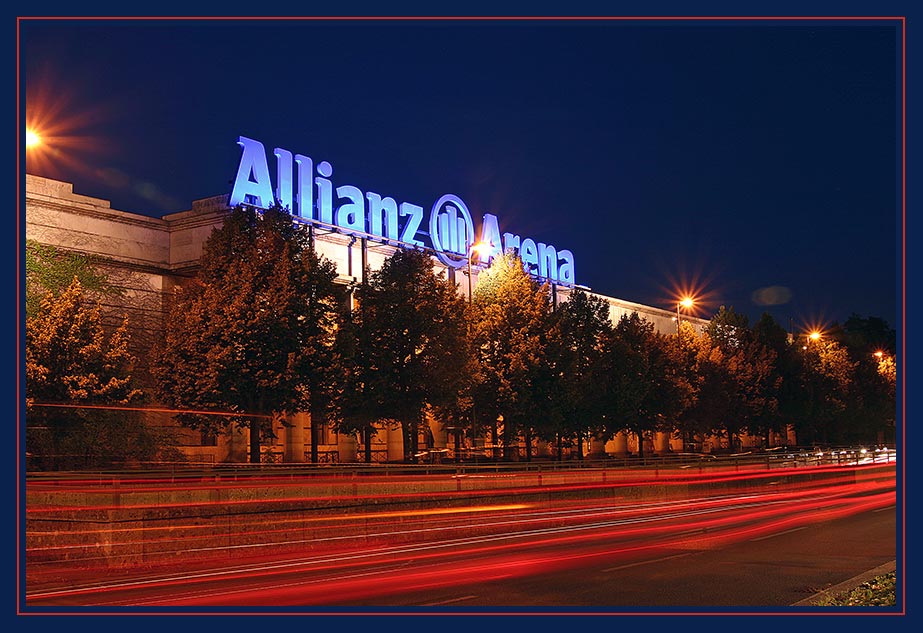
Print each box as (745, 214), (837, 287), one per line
(697, 307), (780, 450)
(750, 313), (797, 444)
(26, 278), (149, 469)
(793, 337), (857, 446)
(26, 239), (118, 318)
(336, 247), (469, 462)
(546, 288), (612, 457)
(470, 252), (554, 459)
(603, 312), (690, 457)
(153, 205), (341, 463)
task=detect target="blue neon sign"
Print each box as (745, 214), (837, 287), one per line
(229, 136), (575, 285)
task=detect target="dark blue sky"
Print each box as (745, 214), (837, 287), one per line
(21, 17), (901, 331)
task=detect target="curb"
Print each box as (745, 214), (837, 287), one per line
(791, 560), (897, 606)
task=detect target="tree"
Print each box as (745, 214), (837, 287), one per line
(697, 306), (779, 451)
(840, 315), (896, 444)
(26, 239), (118, 318)
(153, 205), (341, 463)
(841, 314), (896, 358)
(604, 312), (689, 458)
(470, 251), (554, 460)
(671, 320), (709, 451)
(752, 312), (797, 446)
(704, 305), (750, 350)
(796, 337), (857, 446)
(337, 247), (470, 462)
(26, 278), (147, 469)
(547, 288), (612, 459)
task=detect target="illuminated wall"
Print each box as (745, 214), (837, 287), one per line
(25, 174), (711, 463)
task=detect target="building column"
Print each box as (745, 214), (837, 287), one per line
(587, 432), (609, 458)
(427, 412), (447, 449)
(606, 432), (629, 457)
(337, 432), (357, 463)
(386, 425), (404, 462)
(654, 431), (672, 455)
(222, 421), (249, 463)
(284, 412), (308, 462)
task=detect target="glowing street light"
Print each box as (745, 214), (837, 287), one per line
(676, 296), (694, 333)
(26, 128), (41, 149)
(803, 330), (822, 350)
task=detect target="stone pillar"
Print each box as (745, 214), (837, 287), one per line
(221, 421), (249, 463)
(769, 430), (782, 448)
(654, 431), (671, 455)
(284, 412), (308, 462)
(739, 431), (753, 451)
(428, 413), (447, 449)
(587, 433), (609, 458)
(387, 425), (404, 462)
(669, 435), (684, 453)
(337, 433), (357, 463)
(606, 432), (629, 457)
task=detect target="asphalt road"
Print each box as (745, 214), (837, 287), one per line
(350, 505), (897, 609)
(26, 494), (896, 610)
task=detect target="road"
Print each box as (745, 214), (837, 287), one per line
(24, 460), (897, 610)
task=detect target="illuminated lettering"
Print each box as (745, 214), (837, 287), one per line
(429, 194), (474, 269)
(520, 238), (539, 275)
(537, 243), (557, 280)
(437, 205), (468, 255)
(557, 250), (575, 285)
(229, 136), (274, 208)
(366, 192), (399, 241)
(399, 203), (424, 247)
(336, 185), (366, 233)
(274, 148), (293, 211)
(229, 135), (577, 285)
(315, 161), (334, 225)
(479, 214), (504, 264)
(294, 154), (313, 219)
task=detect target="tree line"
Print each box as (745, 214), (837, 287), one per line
(25, 206), (896, 468)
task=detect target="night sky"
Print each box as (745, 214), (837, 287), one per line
(21, 17), (901, 332)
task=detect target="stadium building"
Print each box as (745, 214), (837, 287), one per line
(25, 142), (792, 464)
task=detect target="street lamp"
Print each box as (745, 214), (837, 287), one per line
(466, 242), (486, 302)
(803, 330), (821, 350)
(26, 128), (41, 149)
(460, 241), (487, 462)
(676, 296), (694, 334)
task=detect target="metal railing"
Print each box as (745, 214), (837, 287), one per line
(24, 445), (895, 482)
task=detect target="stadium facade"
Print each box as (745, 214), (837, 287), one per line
(25, 165), (791, 464)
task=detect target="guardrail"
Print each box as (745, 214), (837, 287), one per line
(24, 446), (896, 482)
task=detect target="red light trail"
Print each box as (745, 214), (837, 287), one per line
(24, 460), (896, 608)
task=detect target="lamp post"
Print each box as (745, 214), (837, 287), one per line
(466, 242), (485, 302)
(676, 297), (694, 334)
(460, 242), (486, 462)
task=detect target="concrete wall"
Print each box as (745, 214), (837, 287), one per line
(25, 174), (712, 464)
